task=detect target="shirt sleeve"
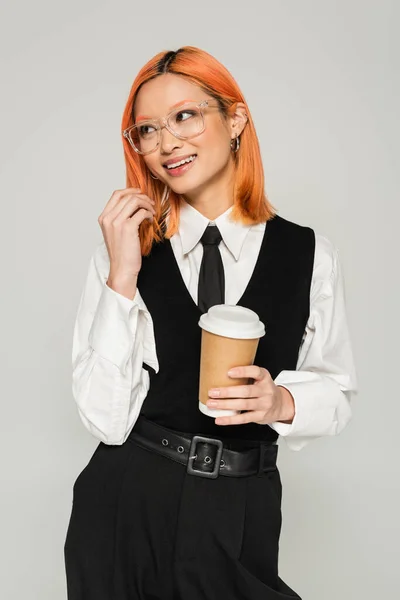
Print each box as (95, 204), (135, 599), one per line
(269, 235), (358, 451)
(71, 240), (159, 445)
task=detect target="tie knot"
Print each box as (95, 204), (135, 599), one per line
(200, 224), (222, 246)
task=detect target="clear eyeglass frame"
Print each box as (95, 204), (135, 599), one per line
(122, 99), (220, 155)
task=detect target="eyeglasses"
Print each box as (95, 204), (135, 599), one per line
(122, 99), (220, 155)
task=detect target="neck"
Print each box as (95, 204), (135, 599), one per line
(181, 159), (235, 221)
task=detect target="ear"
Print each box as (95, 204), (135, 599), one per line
(228, 102), (248, 139)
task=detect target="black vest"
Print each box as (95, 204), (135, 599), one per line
(132, 214), (315, 446)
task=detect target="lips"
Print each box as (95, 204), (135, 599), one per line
(162, 154), (198, 177)
(162, 154), (197, 169)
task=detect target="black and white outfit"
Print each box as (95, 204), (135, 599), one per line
(64, 201), (357, 599)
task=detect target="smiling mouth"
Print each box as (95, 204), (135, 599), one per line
(163, 154), (197, 173)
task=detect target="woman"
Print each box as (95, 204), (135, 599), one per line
(64, 46), (357, 599)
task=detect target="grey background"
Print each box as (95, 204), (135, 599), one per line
(1, 1), (399, 598)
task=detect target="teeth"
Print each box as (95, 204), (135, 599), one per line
(166, 155), (196, 169)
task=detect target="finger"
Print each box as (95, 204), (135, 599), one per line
(102, 194), (156, 225)
(99, 188), (142, 221)
(228, 365), (269, 382)
(208, 384), (259, 399)
(127, 206), (155, 226)
(104, 192), (152, 221)
(207, 397), (264, 411)
(215, 411), (266, 426)
(112, 195), (156, 222)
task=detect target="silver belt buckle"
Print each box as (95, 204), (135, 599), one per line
(186, 435), (223, 479)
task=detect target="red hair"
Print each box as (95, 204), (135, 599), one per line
(121, 46), (276, 256)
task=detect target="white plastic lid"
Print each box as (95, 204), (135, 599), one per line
(198, 304), (266, 339)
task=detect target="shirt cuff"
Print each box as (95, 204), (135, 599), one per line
(269, 370), (352, 449)
(88, 282), (144, 373)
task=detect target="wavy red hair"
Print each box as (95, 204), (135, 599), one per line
(121, 46), (276, 256)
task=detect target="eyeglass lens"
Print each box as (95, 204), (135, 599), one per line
(129, 104), (205, 153)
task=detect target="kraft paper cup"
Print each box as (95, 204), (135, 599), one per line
(198, 305), (266, 418)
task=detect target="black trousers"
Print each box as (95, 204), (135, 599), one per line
(64, 427), (301, 599)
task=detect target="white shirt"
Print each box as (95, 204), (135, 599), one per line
(72, 201), (358, 451)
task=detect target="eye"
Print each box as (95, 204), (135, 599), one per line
(139, 124), (156, 136)
(175, 110), (197, 123)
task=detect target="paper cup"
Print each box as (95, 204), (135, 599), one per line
(198, 305), (266, 418)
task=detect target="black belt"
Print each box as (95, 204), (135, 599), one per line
(128, 416), (278, 479)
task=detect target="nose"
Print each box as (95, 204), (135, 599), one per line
(159, 124), (183, 154)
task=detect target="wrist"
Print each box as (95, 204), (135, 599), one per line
(108, 269), (139, 283)
(276, 386), (295, 423)
(107, 273), (138, 301)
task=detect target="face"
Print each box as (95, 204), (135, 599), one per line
(132, 73), (247, 199)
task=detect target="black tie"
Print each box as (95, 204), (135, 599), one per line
(197, 224), (225, 313)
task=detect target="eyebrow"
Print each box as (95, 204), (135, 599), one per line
(135, 99), (197, 122)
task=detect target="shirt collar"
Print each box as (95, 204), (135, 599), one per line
(178, 200), (253, 261)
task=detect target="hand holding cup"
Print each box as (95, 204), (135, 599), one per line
(207, 365), (296, 426)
